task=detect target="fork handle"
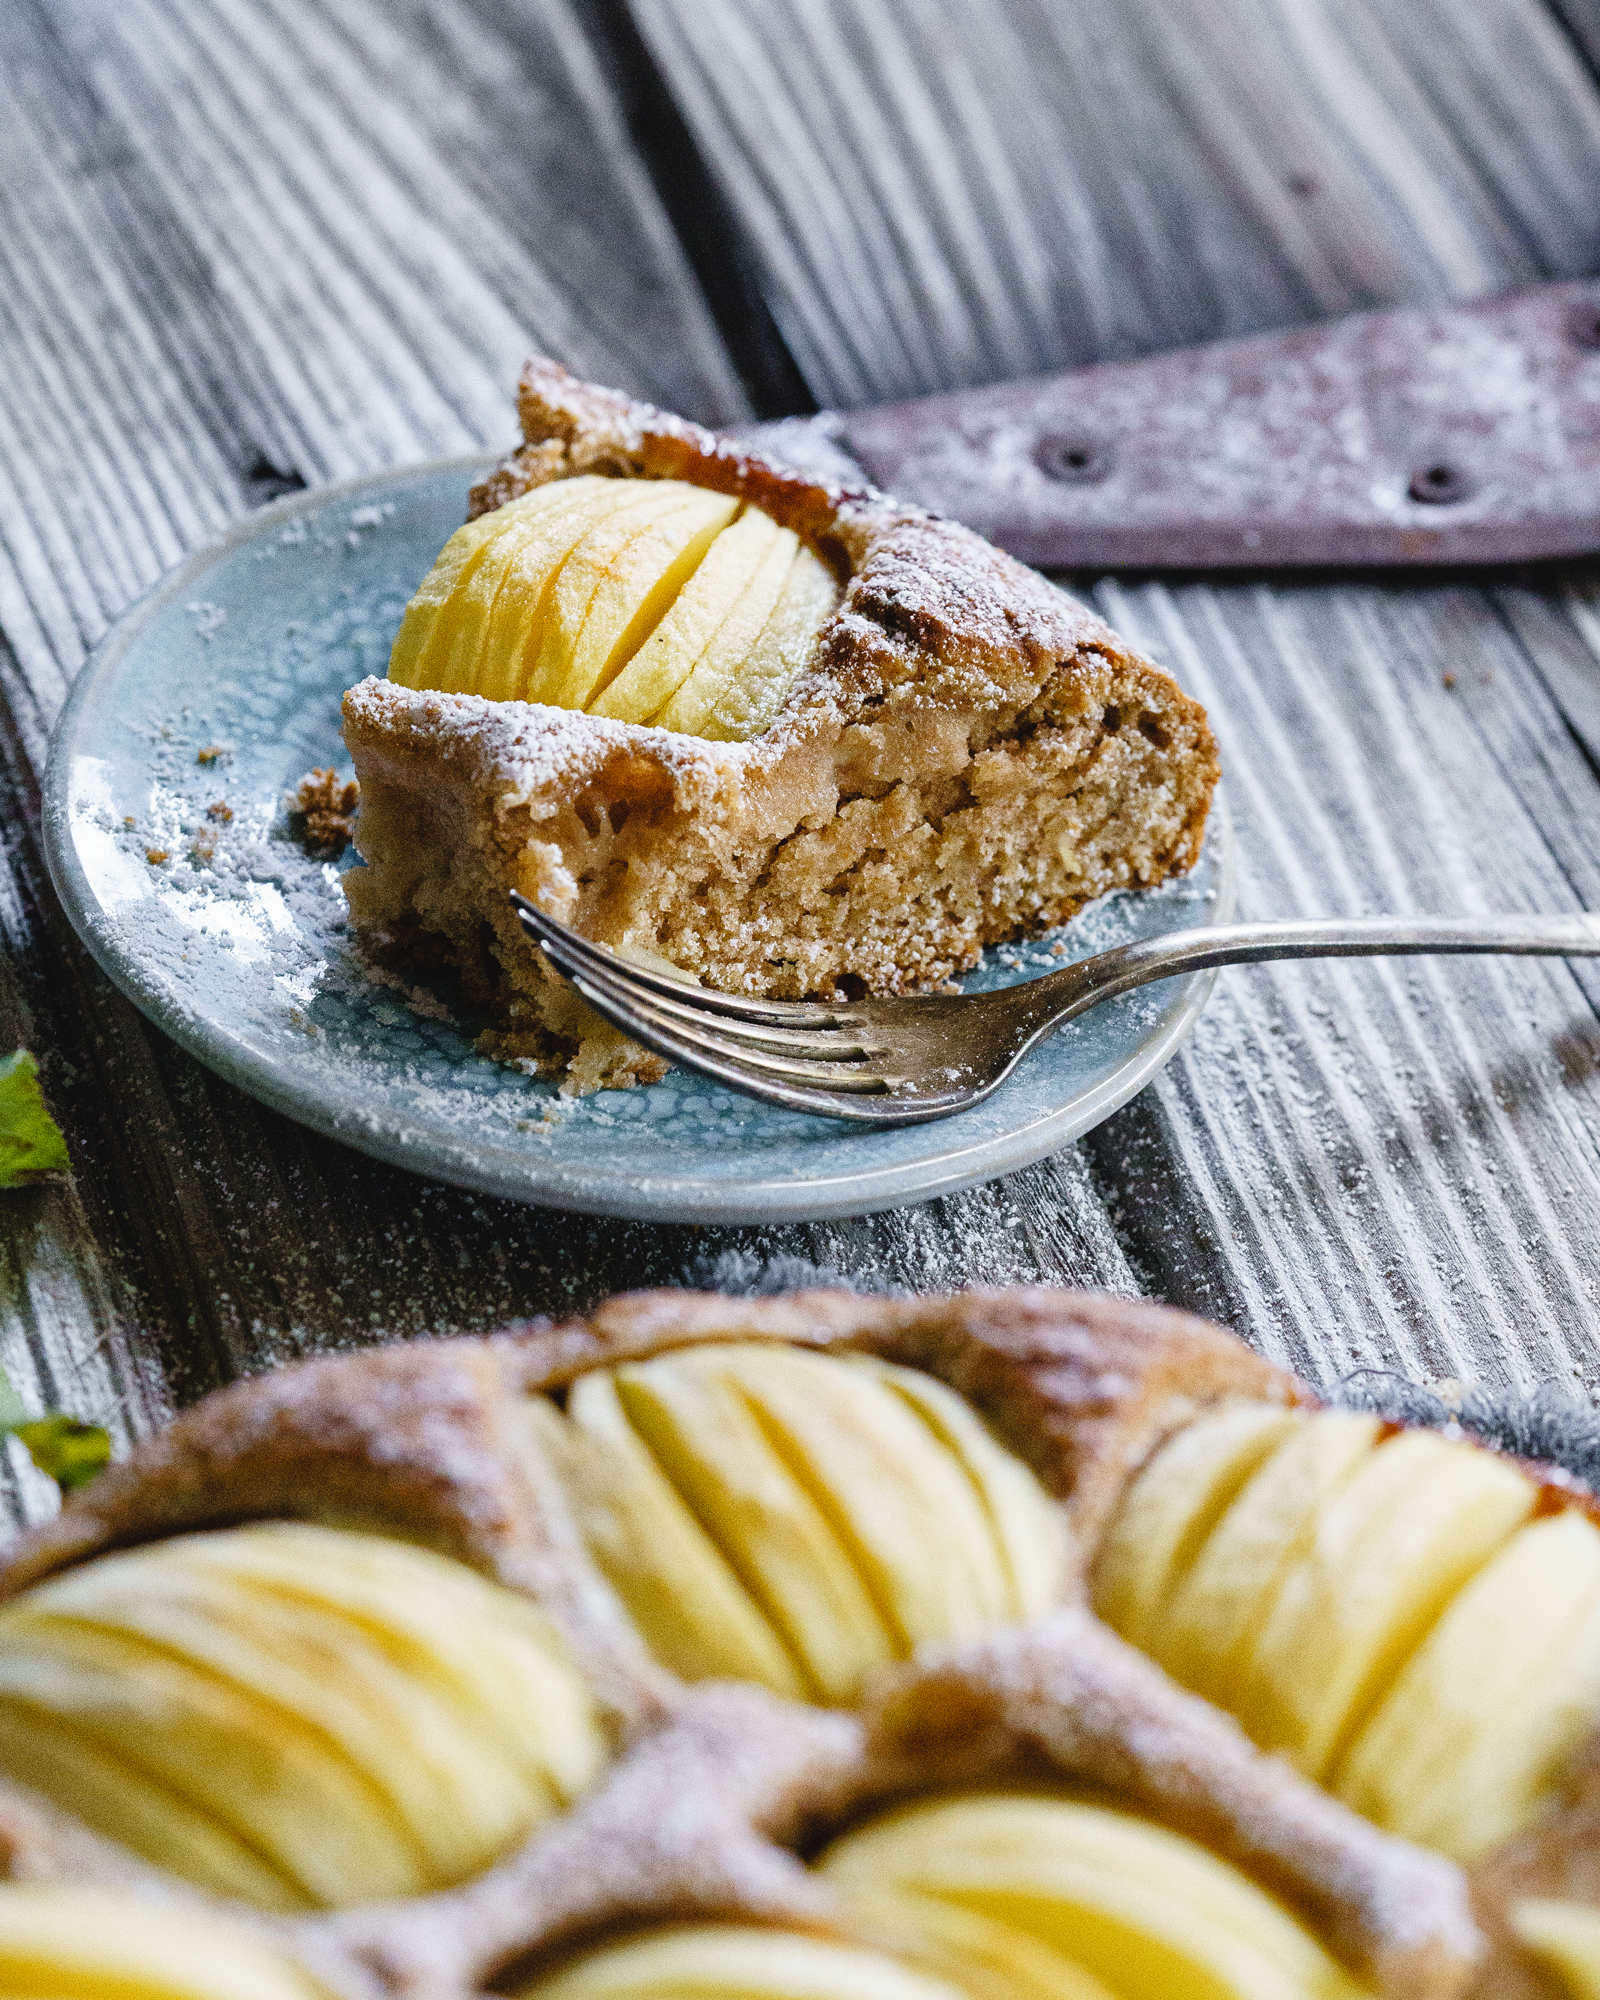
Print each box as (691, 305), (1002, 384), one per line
(1025, 913), (1600, 1039)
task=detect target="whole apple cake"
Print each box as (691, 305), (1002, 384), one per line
(342, 362), (1219, 1089)
(7, 1286), (1600, 1995)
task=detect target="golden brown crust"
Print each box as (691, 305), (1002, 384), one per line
(0, 1286), (1493, 1997)
(345, 361), (1220, 1084)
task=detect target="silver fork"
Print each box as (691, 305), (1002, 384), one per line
(510, 894), (1600, 1126)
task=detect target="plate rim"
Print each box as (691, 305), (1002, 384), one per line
(42, 455), (1234, 1225)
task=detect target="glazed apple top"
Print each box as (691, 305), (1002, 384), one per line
(529, 1341), (1068, 1706)
(0, 1521), (607, 1911)
(1093, 1403), (1600, 1863)
(387, 474), (841, 742)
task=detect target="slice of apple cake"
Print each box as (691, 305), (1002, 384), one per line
(342, 360), (1220, 1090)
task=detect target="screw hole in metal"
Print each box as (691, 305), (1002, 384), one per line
(1408, 461), (1473, 506)
(1035, 434), (1113, 484)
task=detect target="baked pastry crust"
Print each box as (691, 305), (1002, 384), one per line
(0, 1286), (1503, 1999)
(343, 362), (1220, 1088)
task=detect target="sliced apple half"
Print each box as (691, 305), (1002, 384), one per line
(844, 1885), (1120, 2000)
(604, 1348), (895, 1703)
(388, 477), (611, 694)
(695, 539), (842, 743)
(543, 1343), (1065, 1704)
(530, 1377), (807, 1697)
(527, 484), (739, 710)
(0, 1521), (605, 1909)
(1093, 1403), (1303, 1654)
(389, 474), (839, 740)
(819, 1792), (1365, 2000)
(472, 477), (661, 702)
(1333, 1508), (1600, 1860)
(651, 515), (802, 736)
(1232, 1426), (1535, 1780)
(1153, 1410), (1381, 1709)
(0, 1882), (331, 2000)
(590, 502), (791, 724)
(516, 1923), (970, 2000)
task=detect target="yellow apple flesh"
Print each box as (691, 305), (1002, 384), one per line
(542, 1343), (1065, 1704)
(1155, 1411), (1381, 1710)
(1511, 1899), (1600, 1999)
(0, 1521), (605, 1909)
(695, 541), (842, 742)
(1333, 1508), (1600, 1860)
(1232, 1426), (1534, 1780)
(651, 517), (801, 736)
(591, 502), (791, 723)
(0, 1882), (331, 2000)
(516, 1923), (971, 2000)
(818, 1791), (1365, 2000)
(1098, 1404), (1600, 1861)
(1093, 1403), (1302, 1653)
(389, 475), (838, 740)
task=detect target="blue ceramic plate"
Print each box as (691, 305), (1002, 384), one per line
(43, 457), (1234, 1223)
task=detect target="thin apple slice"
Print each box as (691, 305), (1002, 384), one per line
(388, 479), (592, 692)
(844, 1885), (1121, 2000)
(518, 1923), (970, 2000)
(473, 478), (652, 701)
(854, 1355), (1067, 1621)
(0, 1523), (606, 1906)
(1334, 1508), (1600, 1860)
(1511, 1900), (1600, 1999)
(1232, 1427), (1535, 1780)
(1154, 1411), (1381, 1709)
(167, 1522), (603, 1806)
(1093, 1404), (1304, 1653)
(0, 1883), (329, 2000)
(819, 1793), (1363, 2000)
(0, 1615), (419, 1906)
(528, 485), (739, 710)
(652, 519), (801, 735)
(702, 1345), (1015, 1649)
(540, 1377), (807, 1696)
(697, 540), (841, 742)
(590, 503), (784, 723)
(0, 1701), (303, 1910)
(611, 1352), (896, 1703)
(23, 1570), (556, 1887)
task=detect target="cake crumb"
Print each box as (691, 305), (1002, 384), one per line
(290, 768), (360, 857)
(1441, 672), (1457, 689)
(196, 745), (229, 766)
(145, 848), (170, 866)
(206, 800), (234, 824)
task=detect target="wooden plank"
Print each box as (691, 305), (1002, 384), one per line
(627, 0), (1600, 406)
(629, 0), (1600, 1391)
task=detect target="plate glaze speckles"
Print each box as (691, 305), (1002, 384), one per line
(44, 457), (1234, 1223)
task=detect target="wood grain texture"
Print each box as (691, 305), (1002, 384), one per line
(629, 0), (1600, 1391)
(628, 0), (1600, 407)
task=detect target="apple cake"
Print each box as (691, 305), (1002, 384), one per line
(17, 1285), (1600, 1995)
(342, 361), (1219, 1089)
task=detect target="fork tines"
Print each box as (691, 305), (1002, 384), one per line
(508, 893), (906, 1113)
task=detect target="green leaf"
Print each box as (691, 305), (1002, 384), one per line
(0, 1363), (112, 1494)
(0, 1050), (69, 1187)
(11, 1415), (113, 1492)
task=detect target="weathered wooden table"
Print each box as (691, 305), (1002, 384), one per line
(6, 0), (1600, 1527)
